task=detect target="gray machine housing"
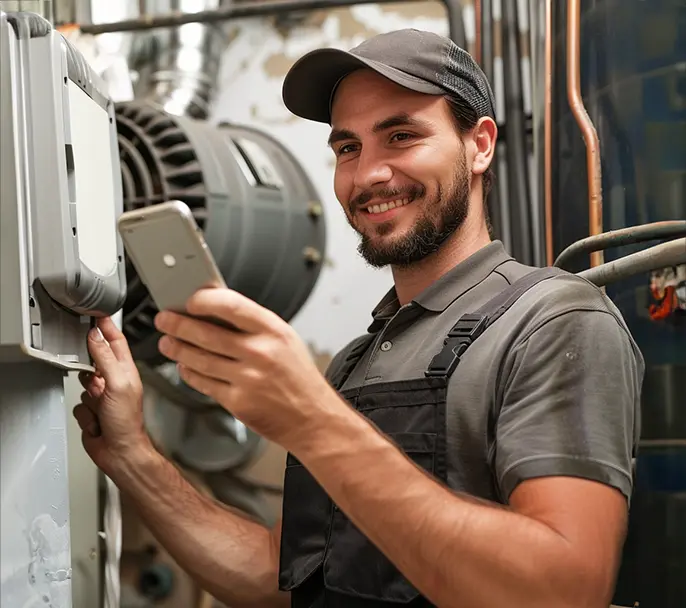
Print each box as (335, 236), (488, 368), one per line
(0, 11), (127, 370)
(116, 101), (327, 363)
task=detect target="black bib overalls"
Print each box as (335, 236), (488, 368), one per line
(278, 268), (562, 607)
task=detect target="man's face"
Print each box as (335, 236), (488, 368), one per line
(329, 69), (472, 268)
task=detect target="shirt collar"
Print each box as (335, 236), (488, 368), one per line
(368, 241), (513, 331)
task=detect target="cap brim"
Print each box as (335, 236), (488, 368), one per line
(282, 48), (445, 124)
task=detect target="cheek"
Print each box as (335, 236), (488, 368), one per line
(395, 150), (445, 189)
(333, 167), (354, 211)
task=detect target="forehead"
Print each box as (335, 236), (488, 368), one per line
(330, 69), (451, 132)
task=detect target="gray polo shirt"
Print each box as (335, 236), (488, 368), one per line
(326, 241), (644, 503)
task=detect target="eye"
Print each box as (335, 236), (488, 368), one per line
(336, 143), (359, 156)
(390, 132), (415, 143)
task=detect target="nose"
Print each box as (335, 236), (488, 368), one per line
(353, 148), (393, 191)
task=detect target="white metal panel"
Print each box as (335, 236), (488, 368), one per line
(64, 372), (102, 608)
(0, 364), (73, 608)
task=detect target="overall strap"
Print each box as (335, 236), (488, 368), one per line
(426, 267), (566, 378)
(329, 333), (377, 391)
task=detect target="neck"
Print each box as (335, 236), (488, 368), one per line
(391, 218), (492, 307)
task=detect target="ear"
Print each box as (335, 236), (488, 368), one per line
(470, 117), (497, 177)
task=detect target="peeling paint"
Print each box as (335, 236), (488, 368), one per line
(336, 9), (379, 39)
(262, 52), (295, 79)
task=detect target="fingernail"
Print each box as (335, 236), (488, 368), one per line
(90, 328), (104, 342)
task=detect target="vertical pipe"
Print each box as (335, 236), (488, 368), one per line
(480, 0), (509, 249)
(474, 0), (482, 64)
(502, 0), (533, 264)
(53, 0), (91, 26)
(567, 0), (604, 267)
(544, 0), (553, 265)
(481, 0), (495, 87)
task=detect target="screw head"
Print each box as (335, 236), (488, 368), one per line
(308, 201), (323, 218)
(303, 247), (322, 266)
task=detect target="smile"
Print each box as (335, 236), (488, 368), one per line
(364, 197), (413, 215)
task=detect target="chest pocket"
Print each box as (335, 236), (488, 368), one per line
(321, 377), (448, 604)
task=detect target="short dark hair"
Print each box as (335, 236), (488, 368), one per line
(444, 94), (495, 219)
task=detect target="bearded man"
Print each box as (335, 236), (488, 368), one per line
(74, 29), (643, 608)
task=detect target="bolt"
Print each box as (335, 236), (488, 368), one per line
(307, 201), (323, 219)
(303, 247), (322, 266)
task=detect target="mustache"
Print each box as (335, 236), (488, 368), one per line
(350, 184), (425, 214)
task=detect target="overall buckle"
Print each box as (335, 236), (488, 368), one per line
(425, 314), (489, 377)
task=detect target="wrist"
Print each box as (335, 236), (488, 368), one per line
(107, 437), (163, 485)
(289, 388), (376, 463)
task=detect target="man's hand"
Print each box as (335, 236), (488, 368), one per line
(154, 288), (342, 452)
(72, 317), (153, 475)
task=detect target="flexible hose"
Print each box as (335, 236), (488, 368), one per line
(99, 476), (122, 608)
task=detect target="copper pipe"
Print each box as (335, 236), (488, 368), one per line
(567, 0), (604, 267)
(544, 0), (554, 266)
(474, 0), (482, 64)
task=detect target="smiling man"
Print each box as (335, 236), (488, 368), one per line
(286, 30), (495, 279)
(73, 29), (643, 608)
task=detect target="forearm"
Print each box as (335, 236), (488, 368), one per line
(110, 444), (288, 608)
(297, 408), (598, 608)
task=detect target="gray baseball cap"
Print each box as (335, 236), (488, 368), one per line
(282, 28), (496, 124)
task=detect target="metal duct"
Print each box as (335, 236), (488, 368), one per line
(128, 0), (230, 119)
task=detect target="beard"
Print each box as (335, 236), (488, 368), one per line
(349, 151), (471, 269)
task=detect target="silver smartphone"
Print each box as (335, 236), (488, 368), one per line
(117, 200), (226, 314)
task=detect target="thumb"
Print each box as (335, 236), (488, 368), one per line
(88, 327), (119, 382)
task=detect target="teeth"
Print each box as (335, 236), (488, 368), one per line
(366, 197), (413, 214)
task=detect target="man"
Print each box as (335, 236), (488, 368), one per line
(73, 29), (643, 608)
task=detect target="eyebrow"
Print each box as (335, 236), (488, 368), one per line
(327, 113), (433, 148)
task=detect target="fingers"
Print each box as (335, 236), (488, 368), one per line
(158, 336), (239, 384)
(73, 404), (101, 437)
(154, 313), (247, 360)
(96, 317), (135, 364)
(87, 327), (121, 384)
(184, 288), (278, 334)
(178, 365), (233, 404)
(88, 316), (137, 383)
(78, 391), (102, 437)
(78, 372), (106, 398)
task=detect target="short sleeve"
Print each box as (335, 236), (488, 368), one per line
(495, 308), (644, 503)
